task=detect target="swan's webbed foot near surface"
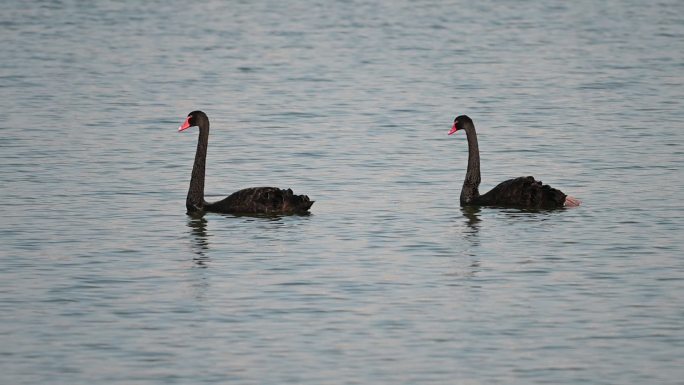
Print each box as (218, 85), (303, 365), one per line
(564, 196), (581, 207)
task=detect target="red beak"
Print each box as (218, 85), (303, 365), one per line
(448, 123), (458, 135)
(178, 116), (192, 132)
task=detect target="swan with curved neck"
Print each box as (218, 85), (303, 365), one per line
(179, 111), (313, 215)
(449, 115), (580, 209)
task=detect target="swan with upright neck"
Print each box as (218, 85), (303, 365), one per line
(449, 115), (580, 209)
(179, 110), (313, 215)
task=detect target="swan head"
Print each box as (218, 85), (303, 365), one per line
(449, 115), (473, 135)
(179, 110), (208, 132)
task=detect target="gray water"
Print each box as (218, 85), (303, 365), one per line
(2, 1), (683, 384)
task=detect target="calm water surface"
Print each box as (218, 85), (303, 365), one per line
(2, 1), (683, 384)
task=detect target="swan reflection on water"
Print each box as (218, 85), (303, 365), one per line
(185, 210), (308, 268)
(187, 215), (210, 267)
(461, 206), (482, 235)
(442, 206), (482, 279)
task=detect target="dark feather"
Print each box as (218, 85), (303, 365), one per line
(206, 187), (314, 215)
(475, 176), (566, 209)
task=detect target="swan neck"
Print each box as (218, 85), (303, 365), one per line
(187, 123), (209, 212)
(461, 124), (481, 205)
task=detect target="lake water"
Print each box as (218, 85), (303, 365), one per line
(2, 1), (683, 384)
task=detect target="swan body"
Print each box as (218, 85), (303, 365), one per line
(205, 186), (313, 215)
(449, 115), (580, 209)
(179, 111), (313, 215)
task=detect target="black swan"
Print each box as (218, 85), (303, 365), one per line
(449, 115), (580, 209)
(179, 110), (313, 215)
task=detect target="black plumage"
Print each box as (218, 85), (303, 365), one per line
(475, 176), (567, 209)
(179, 111), (313, 215)
(206, 187), (313, 215)
(449, 115), (578, 209)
